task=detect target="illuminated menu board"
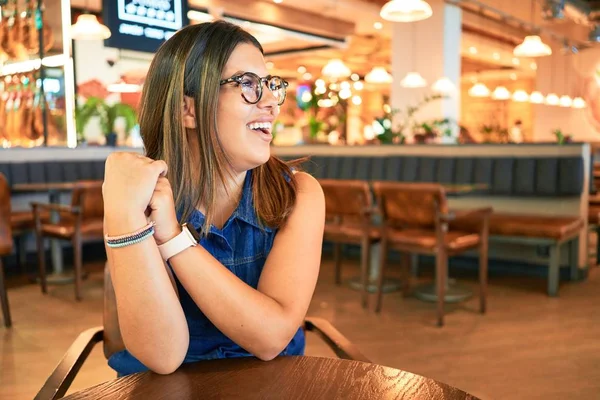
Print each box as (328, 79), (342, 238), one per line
(103, 0), (189, 53)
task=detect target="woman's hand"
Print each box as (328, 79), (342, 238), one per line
(148, 177), (182, 245)
(103, 152), (167, 221)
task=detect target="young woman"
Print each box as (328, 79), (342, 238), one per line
(102, 20), (325, 376)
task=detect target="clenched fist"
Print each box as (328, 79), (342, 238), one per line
(103, 152), (181, 244)
(103, 152), (167, 216)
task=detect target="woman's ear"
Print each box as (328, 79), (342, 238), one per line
(183, 96), (196, 128)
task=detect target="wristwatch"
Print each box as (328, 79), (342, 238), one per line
(157, 223), (200, 261)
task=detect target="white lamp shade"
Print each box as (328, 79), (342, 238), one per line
(107, 81), (142, 93)
(572, 97), (586, 108)
(468, 82), (490, 97)
(431, 77), (455, 94)
(380, 0), (433, 22)
(529, 91), (545, 104)
(365, 67), (393, 84)
(71, 14), (111, 40)
(492, 86), (511, 100)
(400, 72), (427, 88)
(321, 59), (351, 78)
(559, 95), (573, 107)
(545, 93), (560, 105)
(512, 90), (529, 102)
(513, 35), (552, 57)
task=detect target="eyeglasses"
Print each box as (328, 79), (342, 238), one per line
(219, 72), (288, 106)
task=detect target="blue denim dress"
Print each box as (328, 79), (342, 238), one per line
(107, 169), (305, 376)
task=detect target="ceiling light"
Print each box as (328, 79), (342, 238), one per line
(302, 72), (312, 81)
(353, 81), (364, 90)
(468, 82), (490, 97)
(380, 0), (433, 22)
(559, 95), (572, 107)
(572, 97), (586, 108)
(352, 95), (362, 105)
(374, 22), (383, 30)
(107, 80), (142, 93)
(545, 93), (560, 105)
(339, 88), (352, 99)
(514, 35), (552, 57)
(431, 77), (455, 94)
(493, 52), (500, 60)
(365, 67), (393, 84)
(350, 73), (360, 81)
(492, 86), (511, 100)
(512, 57), (520, 65)
(469, 46), (477, 54)
(321, 59), (351, 78)
(530, 62), (537, 70)
(512, 90), (529, 102)
(400, 72), (427, 88)
(71, 14), (111, 40)
(266, 62), (274, 69)
(297, 66), (306, 74)
(273, 0), (283, 3)
(510, 73), (517, 80)
(529, 91), (545, 103)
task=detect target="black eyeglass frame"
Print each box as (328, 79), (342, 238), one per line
(219, 72), (289, 106)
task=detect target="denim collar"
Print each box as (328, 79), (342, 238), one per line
(186, 169), (273, 233)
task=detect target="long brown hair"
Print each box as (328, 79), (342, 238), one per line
(139, 21), (299, 235)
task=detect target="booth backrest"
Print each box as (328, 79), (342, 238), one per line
(0, 160), (106, 186)
(281, 155), (584, 197)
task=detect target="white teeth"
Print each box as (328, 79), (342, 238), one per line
(247, 122), (272, 131)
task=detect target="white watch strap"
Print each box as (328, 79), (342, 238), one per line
(157, 225), (197, 261)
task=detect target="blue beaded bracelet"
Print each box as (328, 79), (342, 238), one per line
(105, 223), (155, 248)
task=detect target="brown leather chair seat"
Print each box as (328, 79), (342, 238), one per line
(453, 213), (583, 241)
(10, 210), (50, 232)
(40, 219), (104, 239)
(324, 224), (380, 243)
(386, 228), (480, 251)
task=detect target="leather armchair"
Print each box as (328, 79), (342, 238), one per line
(319, 179), (380, 307)
(0, 173), (14, 327)
(372, 182), (491, 327)
(32, 181), (104, 301)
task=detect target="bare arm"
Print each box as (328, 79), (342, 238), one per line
(102, 153), (189, 375)
(169, 172), (324, 360)
(104, 214), (189, 375)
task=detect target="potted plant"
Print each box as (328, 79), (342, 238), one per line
(553, 129), (572, 145)
(75, 97), (138, 146)
(102, 102), (138, 146)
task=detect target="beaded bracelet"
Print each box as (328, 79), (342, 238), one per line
(105, 221), (156, 248)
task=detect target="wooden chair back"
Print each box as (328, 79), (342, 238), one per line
(71, 181), (104, 221)
(372, 182), (447, 229)
(319, 179), (373, 222)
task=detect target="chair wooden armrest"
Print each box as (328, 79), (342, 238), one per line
(440, 207), (493, 222)
(303, 317), (371, 363)
(31, 202), (82, 215)
(34, 327), (104, 400)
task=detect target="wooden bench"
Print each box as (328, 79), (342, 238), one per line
(453, 213), (583, 296)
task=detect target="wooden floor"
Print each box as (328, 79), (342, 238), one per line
(2, 248), (600, 399)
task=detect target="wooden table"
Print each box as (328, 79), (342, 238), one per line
(61, 356), (478, 400)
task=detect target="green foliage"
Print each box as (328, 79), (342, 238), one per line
(75, 97), (138, 141)
(553, 129), (572, 145)
(103, 102), (137, 136)
(374, 94), (446, 144)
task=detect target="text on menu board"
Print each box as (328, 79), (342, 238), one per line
(104, 0), (188, 53)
